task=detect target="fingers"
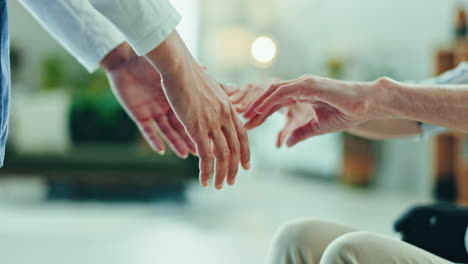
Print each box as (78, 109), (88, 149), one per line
(154, 115), (190, 158)
(230, 86), (250, 104)
(277, 122), (292, 148)
(209, 130), (229, 189)
(244, 105), (282, 130)
(221, 83), (240, 97)
(286, 119), (320, 147)
(137, 120), (166, 154)
(244, 80), (291, 119)
(222, 124), (240, 186)
(168, 111), (197, 155)
(232, 110), (250, 170)
(254, 80), (306, 115)
(235, 88), (263, 113)
(196, 135), (214, 187)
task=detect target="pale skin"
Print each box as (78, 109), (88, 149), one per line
(227, 80), (421, 144)
(100, 42), (196, 158)
(101, 32), (250, 190)
(239, 75), (468, 144)
(145, 31), (250, 189)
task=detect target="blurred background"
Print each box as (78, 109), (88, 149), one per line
(2, 0), (468, 263)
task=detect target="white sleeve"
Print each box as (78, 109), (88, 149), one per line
(89, 0), (181, 56)
(19, 0), (126, 72)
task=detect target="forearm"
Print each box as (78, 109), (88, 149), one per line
(347, 119), (421, 140)
(374, 78), (468, 132)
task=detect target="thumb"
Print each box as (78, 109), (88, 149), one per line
(286, 119), (320, 147)
(277, 110), (296, 148)
(277, 128), (288, 148)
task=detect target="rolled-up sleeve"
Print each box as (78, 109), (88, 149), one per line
(19, 0), (126, 72)
(89, 0), (181, 56)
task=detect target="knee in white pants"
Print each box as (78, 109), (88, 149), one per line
(321, 232), (375, 264)
(267, 219), (331, 264)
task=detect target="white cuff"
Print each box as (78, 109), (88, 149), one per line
(131, 8), (181, 56)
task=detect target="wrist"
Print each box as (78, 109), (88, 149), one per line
(100, 42), (135, 71)
(369, 77), (402, 118)
(145, 30), (193, 77)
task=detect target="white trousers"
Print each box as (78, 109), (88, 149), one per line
(266, 220), (454, 264)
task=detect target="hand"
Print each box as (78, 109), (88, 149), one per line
(100, 42), (196, 158)
(226, 81), (315, 147)
(244, 75), (385, 147)
(146, 32), (250, 189)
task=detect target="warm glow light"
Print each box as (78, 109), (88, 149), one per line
(251, 36), (277, 66)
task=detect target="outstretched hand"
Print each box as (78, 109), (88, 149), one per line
(225, 81), (315, 148)
(243, 75), (384, 147)
(101, 42), (196, 158)
(146, 32), (250, 189)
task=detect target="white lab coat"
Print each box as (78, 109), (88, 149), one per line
(19, 0), (180, 72)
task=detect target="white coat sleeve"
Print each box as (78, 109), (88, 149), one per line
(19, 0), (126, 72)
(89, 0), (181, 56)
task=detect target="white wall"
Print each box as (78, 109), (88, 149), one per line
(273, 0), (458, 81)
(172, 0), (200, 58)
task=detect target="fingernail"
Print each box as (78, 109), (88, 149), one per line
(246, 161), (251, 170)
(216, 183), (223, 190)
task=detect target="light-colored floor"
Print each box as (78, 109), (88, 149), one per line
(0, 171), (431, 264)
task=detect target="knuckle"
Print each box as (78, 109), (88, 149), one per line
(232, 143), (240, 153)
(269, 83), (280, 91)
(221, 105), (232, 118)
(199, 152), (213, 161)
(303, 74), (317, 84)
(217, 150), (230, 161)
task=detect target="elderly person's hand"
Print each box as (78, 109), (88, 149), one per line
(101, 42), (196, 158)
(146, 32), (250, 189)
(244, 75), (387, 147)
(226, 81), (315, 148)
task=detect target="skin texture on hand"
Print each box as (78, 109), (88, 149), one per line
(228, 81), (421, 143)
(100, 42), (196, 158)
(226, 81), (315, 147)
(244, 75), (383, 147)
(145, 31), (250, 189)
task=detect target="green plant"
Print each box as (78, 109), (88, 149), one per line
(40, 55), (67, 91)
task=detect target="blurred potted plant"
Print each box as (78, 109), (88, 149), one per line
(68, 68), (137, 145)
(9, 53), (72, 154)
